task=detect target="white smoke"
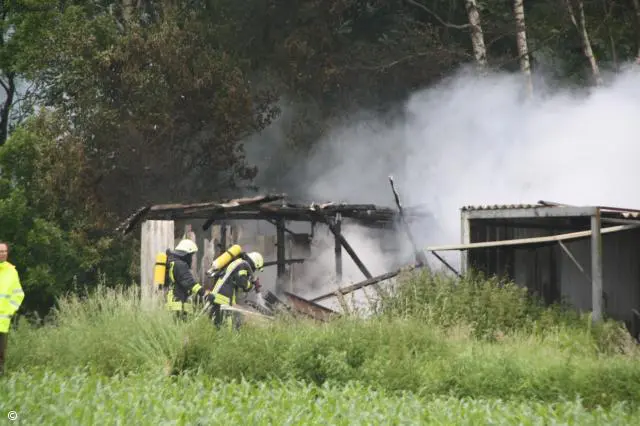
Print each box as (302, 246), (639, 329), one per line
(245, 61), (640, 308)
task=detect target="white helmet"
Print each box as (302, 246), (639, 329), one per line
(175, 239), (198, 254)
(247, 251), (264, 272)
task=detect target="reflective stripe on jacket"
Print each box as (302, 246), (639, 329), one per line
(0, 261), (24, 333)
(165, 289), (195, 313)
(210, 258), (256, 306)
(163, 251), (202, 313)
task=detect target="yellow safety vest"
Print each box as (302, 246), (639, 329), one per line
(0, 261), (24, 333)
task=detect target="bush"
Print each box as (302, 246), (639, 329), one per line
(381, 269), (635, 353)
(0, 116), (137, 317)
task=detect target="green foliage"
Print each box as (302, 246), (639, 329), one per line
(0, 115), (135, 316)
(10, 4), (280, 215)
(2, 371), (639, 424)
(7, 284), (640, 409)
(380, 269), (631, 351)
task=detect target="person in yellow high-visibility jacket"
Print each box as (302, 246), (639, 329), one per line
(0, 241), (25, 376)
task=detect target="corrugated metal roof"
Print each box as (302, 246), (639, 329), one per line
(461, 203), (544, 211)
(461, 202), (640, 219)
(611, 211), (640, 218)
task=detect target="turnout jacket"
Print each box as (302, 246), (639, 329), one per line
(210, 257), (257, 306)
(164, 251), (203, 312)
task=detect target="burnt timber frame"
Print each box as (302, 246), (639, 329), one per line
(117, 193), (431, 295)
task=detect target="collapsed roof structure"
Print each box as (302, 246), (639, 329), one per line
(117, 191), (433, 321)
(117, 193), (430, 232)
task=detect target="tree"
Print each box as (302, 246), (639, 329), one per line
(465, 0), (487, 68)
(563, 0), (602, 85)
(0, 112), (136, 317)
(513, 0), (533, 97)
(1, 2), (18, 146)
(17, 5), (280, 216)
(632, 0), (640, 60)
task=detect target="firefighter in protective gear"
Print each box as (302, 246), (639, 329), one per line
(0, 242), (24, 376)
(164, 239), (206, 319)
(206, 251), (264, 329)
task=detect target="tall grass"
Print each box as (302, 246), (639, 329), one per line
(6, 270), (640, 409)
(381, 269), (635, 352)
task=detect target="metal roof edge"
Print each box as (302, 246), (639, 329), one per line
(460, 202), (640, 219)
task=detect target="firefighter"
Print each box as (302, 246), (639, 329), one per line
(164, 239), (205, 320)
(205, 251), (264, 329)
(0, 241), (24, 376)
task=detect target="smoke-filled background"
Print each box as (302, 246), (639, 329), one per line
(239, 63), (640, 308)
(9, 0), (640, 318)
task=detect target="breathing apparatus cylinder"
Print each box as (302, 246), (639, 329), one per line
(208, 244), (242, 275)
(153, 251), (168, 289)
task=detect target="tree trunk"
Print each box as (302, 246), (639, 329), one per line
(513, 0), (533, 98)
(0, 72), (16, 147)
(632, 0), (640, 61)
(122, 0), (140, 26)
(601, 0), (617, 70)
(564, 0), (602, 86)
(464, 0), (487, 68)
(122, 0), (134, 23)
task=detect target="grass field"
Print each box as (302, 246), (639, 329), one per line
(3, 371), (639, 425)
(2, 270), (640, 424)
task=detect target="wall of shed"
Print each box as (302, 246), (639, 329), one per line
(560, 229), (640, 324)
(140, 220), (175, 303)
(468, 220), (640, 327)
(468, 222), (561, 304)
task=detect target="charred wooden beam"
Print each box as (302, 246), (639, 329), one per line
(310, 265), (424, 302)
(388, 175), (428, 266)
(334, 213), (343, 280)
(259, 203), (399, 221)
(283, 291), (338, 322)
(200, 211), (400, 230)
(117, 206), (151, 234)
(276, 218), (287, 293)
(172, 195), (282, 230)
(429, 251), (461, 277)
(151, 194), (286, 212)
(262, 290), (338, 322)
(263, 258), (306, 268)
(219, 221), (227, 252)
(311, 209), (373, 280)
(117, 194), (434, 235)
(262, 290), (291, 312)
(264, 218), (299, 236)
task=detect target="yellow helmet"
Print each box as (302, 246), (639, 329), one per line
(247, 251), (264, 272)
(175, 239), (198, 254)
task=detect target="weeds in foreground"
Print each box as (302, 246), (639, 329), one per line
(381, 269), (636, 353)
(7, 271), (640, 408)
